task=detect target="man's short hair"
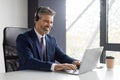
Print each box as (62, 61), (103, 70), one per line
(34, 6), (56, 21)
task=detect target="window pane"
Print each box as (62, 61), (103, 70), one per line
(66, 0), (100, 60)
(108, 0), (120, 43)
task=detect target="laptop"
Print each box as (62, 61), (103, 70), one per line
(65, 47), (103, 75)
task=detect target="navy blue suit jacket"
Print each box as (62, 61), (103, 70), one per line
(16, 29), (76, 71)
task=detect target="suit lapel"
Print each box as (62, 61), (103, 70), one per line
(29, 29), (43, 60)
(45, 35), (51, 61)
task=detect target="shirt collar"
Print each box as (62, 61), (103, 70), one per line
(34, 28), (45, 40)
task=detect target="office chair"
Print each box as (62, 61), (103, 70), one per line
(3, 27), (31, 72)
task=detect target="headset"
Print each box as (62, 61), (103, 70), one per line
(34, 7), (42, 21)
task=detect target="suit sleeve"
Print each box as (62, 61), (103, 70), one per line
(16, 34), (53, 71)
(54, 38), (77, 63)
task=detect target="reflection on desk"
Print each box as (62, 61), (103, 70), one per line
(0, 65), (119, 80)
(79, 71), (99, 80)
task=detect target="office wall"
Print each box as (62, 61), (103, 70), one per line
(0, 0), (28, 73)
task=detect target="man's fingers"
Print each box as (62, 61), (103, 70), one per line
(54, 63), (77, 71)
(63, 63), (77, 70)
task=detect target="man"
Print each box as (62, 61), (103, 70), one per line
(16, 6), (80, 71)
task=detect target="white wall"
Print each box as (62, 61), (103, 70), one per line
(0, 0), (28, 73)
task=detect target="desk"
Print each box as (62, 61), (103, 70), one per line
(0, 65), (119, 80)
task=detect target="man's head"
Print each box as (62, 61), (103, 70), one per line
(34, 6), (56, 36)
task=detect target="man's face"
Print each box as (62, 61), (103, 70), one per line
(35, 14), (54, 35)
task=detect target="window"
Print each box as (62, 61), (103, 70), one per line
(66, 0), (120, 65)
(108, 0), (120, 43)
(66, 0), (100, 60)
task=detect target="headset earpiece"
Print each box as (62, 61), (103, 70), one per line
(34, 7), (41, 21)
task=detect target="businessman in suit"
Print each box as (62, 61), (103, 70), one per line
(16, 6), (80, 71)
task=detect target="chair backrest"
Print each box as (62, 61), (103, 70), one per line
(3, 27), (31, 72)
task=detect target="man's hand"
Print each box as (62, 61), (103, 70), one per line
(72, 61), (81, 69)
(54, 63), (77, 71)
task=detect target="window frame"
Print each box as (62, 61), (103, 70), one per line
(100, 0), (120, 63)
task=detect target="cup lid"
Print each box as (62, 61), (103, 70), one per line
(106, 56), (115, 59)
